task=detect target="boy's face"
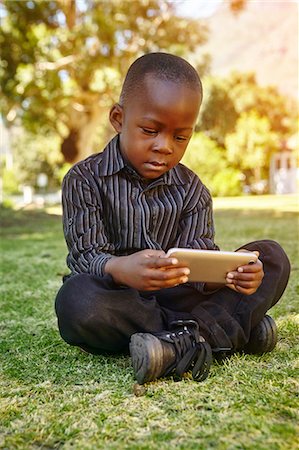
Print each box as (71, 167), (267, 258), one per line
(110, 74), (201, 179)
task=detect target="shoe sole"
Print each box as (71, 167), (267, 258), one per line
(245, 315), (278, 354)
(260, 315), (278, 353)
(129, 333), (165, 384)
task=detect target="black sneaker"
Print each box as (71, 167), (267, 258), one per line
(243, 315), (278, 354)
(129, 320), (212, 384)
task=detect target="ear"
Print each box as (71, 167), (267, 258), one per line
(109, 103), (123, 133)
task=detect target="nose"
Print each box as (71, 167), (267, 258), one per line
(153, 134), (173, 154)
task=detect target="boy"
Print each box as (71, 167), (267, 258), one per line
(55, 53), (290, 384)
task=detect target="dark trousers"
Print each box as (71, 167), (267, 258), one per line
(55, 240), (290, 354)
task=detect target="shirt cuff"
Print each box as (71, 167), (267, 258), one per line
(90, 253), (114, 277)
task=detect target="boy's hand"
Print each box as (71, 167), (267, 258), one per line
(225, 250), (264, 295)
(105, 249), (190, 291)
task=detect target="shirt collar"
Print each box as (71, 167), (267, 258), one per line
(97, 134), (190, 186)
(97, 135), (126, 176)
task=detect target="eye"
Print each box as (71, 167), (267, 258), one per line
(175, 135), (189, 142)
(141, 128), (158, 136)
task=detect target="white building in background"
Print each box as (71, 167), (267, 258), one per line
(269, 136), (298, 194)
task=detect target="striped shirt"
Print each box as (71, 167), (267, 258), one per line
(62, 135), (219, 291)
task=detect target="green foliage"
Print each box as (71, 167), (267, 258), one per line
(57, 162), (72, 185)
(225, 110), (279, 184)
(197, 76), (238, 144)
(199, 73), (295, 141)
(227, 72), (296, 136)
(0, 0), (208, 162)
(211, 167), (243, 197)
(10, 128), (64, 189)
(182, 132), (242, 196)
(1, 167), (20, 194)
(197, 73), (296, 191)
(0, 1), (295, 191)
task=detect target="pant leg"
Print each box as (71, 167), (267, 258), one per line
(189, 239), (291, 350)
(54, 273), (191, 354)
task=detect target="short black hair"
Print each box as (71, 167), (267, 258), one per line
(119, 52), (202, 106)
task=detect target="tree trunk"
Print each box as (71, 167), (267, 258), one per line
(61, 101), (109, 163)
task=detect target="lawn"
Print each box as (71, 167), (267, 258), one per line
(1, 195), (298, 450)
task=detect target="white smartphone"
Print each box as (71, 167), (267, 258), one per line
(165, 248), (258, 283)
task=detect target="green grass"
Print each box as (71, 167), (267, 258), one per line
(1, 196), (298, 450)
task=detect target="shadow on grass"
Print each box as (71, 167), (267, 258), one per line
(1, 206), (62, 235)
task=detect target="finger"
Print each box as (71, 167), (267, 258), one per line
(150, 267), (190, 281)
(138, 268), (189, 290)
(148, 256), (181, 269)
(237, 263), (263, 273)
(237, 248), (260, 258)
(227, 271), (263, 282)
(227, 260), (263, 276)
(226, 283), (255, 295)
(164, 275), (189, 287)
(146, 274), (189, 290)
(227, 279), (258, 289)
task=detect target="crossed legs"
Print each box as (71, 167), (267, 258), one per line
(55, 240), (290, 355)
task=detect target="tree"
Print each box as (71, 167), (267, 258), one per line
(225, 110), (279, 189)
(0, 0), (208, 162)
(226, 72), (296, 136)
(197, 76), (238, 145)
(229, 0), (246, 14)
(8, 128), (65, 190)
(182, 132), (242, 196)
(197, 72), (295, 144)
(187, 69), (297, 193)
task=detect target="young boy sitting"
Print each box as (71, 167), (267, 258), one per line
(55, 53), (290, 384)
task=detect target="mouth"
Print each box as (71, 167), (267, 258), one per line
(145, 161), (167, 169)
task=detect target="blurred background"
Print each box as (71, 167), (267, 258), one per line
(0, 0), (298, 208)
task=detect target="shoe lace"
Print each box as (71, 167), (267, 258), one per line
(165, 320), (212, 381)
